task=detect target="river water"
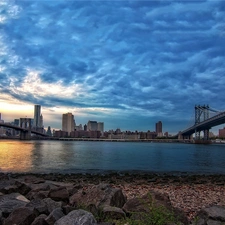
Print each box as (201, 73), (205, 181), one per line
(0, 140), (225, 174)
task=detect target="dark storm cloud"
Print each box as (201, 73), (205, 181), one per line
(1, 0), (225, 131)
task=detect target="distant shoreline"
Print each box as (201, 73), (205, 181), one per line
(1, 137), (225, 144)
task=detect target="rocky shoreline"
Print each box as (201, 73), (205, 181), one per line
(0, 172), (225, 224)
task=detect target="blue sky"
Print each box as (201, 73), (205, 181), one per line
(0, 0), (225, 134)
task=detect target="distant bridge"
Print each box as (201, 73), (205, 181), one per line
(179, 105), (225, 141)
(0, 118), (48, 140)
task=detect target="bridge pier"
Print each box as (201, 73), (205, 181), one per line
(195, 130), (201, 140)
(203, 129), (209, 140)
(20, 130), (31, 140)
(20, 118), (32, 140)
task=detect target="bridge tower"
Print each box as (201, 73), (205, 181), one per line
(195, 105), (210, 140)
(20, 118), (32, 140)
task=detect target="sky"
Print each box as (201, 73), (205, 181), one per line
(0, 0), (225, 134)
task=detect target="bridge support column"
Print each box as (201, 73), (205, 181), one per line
(20, 118), (32, 140)
(195, 130), (201, 140)
(203, 129), (209, 140)
(20, 130), (31, 140)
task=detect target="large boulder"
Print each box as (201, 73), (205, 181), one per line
(15, 180), (32, 195)
(31, 214), (48, 225)
(3, 207), (36, 225)
(0, 193), (30, 216)
(45, 207), (65, 225)
(123, 190), (172, 213)
(26, 199), (49, 215)
(48, 186), (69, 202)
(102, 205), (126, 220)
(55, 209), (97, 225)
(123, 190), (188, 225)
(42, 198), (63, 214)
(70, 183), (126, 210)
(193, 205), (225, 225)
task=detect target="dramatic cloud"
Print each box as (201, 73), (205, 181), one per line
(1, 0), (225, 133)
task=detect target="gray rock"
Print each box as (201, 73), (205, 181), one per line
(203, 205), (225, 221)
(26, 199), (48, 215)
(207, 219), (224, 225)
(102, 205), (126, 220)
(27, 190), (49, 200)
(31, 214), (48, 225)
(15, 180), (32, 195)
(3, 207), (36, 225)
(55, 209), (97, 225)
(123, 190), (172, 213)
(70, 183), (126, 209)
(0, 193), (30, 216)
(0, 178), (16, 194)
(43, 198), (63, 214)
(1, 185), (18, 194)
(45, 207), (65, 225)
(48, 186), (69, 202)
(193, 205), (225, 225)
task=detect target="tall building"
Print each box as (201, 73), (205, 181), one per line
(62, 113), (75, 134)
(34, 105), (41, 127)
(155, 121), (162, 135)
(0, 113), (3, 123)
(97, 122), (104, 133)
(87, 120), (98, 131)
(33, 105), (43, 132)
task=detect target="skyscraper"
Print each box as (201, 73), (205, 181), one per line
(155, 121), (162, 135)
(33, 105), (43, 131)
(62, 113), (75, 134)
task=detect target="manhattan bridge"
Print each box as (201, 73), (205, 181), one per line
(179, 105), (225, 141)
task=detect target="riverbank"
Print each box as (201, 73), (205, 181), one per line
(2, 172), (225, 221)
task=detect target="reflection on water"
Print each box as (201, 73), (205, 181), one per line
(0, 141), (33, 172)
(0, 140), (225, 174)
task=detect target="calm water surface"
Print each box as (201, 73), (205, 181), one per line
(0, 140), (225, 174)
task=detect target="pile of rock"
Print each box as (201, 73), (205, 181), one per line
(0, 174), (224, 225)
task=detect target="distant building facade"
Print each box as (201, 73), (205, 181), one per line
(87, 121), (98, 131)
(155, 121), (162, 136)
(219, 127), (225, 138)
(62, 113), (75, 135)
(97, 122), (104, 134)
(46, 126), (52, 136)
(33, 105), (44, 133)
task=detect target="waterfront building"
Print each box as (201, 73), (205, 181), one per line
(219, 127), (225, 138)
(62, 113), (75, 135)
(155, 121), (162, 135)
(54, 130), (68, 138)
(87, 120), (98, 131)
(75, 124), (83, 131)
(97, 122), (104, 133)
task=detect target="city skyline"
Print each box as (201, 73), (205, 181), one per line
(1, 1), (225, 133)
